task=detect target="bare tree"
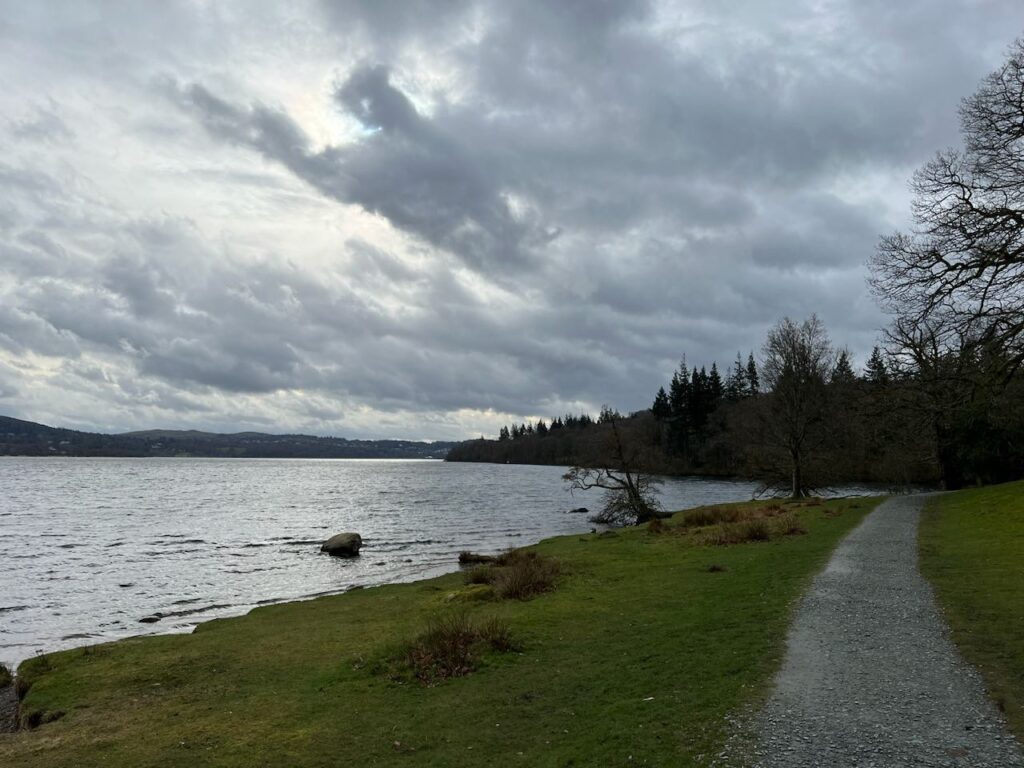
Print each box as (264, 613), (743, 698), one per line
(563, 413), (662, 525)
(758, 315), (835, 498)
(870, 39), (1024, 374)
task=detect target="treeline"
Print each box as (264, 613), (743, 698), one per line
(446, 339), (943, 488)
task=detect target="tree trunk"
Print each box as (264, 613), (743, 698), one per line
(791, 451), (802, 499)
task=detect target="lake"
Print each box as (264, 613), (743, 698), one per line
(0, 457), (826, 669)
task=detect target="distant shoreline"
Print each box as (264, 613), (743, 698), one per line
(0, 414), (457, 460)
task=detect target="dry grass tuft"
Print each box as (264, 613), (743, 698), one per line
(774, 513), (807, 536)
(705, 518), (773, 546)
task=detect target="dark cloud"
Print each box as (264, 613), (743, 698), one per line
(2, 0), (1024, 438)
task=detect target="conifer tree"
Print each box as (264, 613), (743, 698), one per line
(651, 386), (671, 419)
(832, 348), (856, 385)
(746, 352), (760, 395)
(726, 352), (748, 400)
(864, 346), (890, 385)
(709, 362), (724, 403)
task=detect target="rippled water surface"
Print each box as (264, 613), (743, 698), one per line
(0, 457), (774, 667)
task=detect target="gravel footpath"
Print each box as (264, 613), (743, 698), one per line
(749, 494), (1024, 767)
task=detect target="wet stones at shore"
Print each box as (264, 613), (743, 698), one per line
(321, 532), (362, 557)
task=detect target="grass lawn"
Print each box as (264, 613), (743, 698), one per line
(0, 497), (877, 767)
(920, 479), (1024, 739)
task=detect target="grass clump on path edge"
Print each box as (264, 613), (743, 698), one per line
(1, 496), (876, 768)
(920, 479), (1024, 741)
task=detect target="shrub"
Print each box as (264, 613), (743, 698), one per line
(647, 517), (666, 534)
(707, 563), (728, 573)
(398, 613), (517, 685)
(0, 663), (11, 688)
(463, 549), (561, 600)
(492, 554), (560, 600)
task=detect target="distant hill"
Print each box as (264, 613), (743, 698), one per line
(0, 415), (455, 459)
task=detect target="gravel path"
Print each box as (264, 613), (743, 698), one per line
(750, 494), (1024, 767)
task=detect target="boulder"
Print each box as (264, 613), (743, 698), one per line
(567, 507), (589, 514)
(321, 532), (362, 557)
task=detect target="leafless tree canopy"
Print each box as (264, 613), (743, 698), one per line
(871, 39), (1024, 371)
(759, 315), (835, 498)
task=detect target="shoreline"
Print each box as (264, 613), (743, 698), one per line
(1, 495), (878, 764)
(0, 479), (896, 672)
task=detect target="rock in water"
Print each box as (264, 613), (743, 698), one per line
(321, 533), (362, 557)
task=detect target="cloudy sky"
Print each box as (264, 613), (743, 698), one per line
(1, 1), (1022, 440)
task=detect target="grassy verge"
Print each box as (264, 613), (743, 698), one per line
(0, 496), (877, 767)
(920, 479), (1024, 739)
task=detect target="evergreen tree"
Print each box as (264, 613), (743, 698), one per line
(498, 425), (510, 441)
(651, 386), (671, 419)
(550, 417), (563, 431)
(726, 352), (748, 400)
(669, 359), (690, 419)
(746, 352), (760, 395)
(525, 423), (535, 437)
(536, 419), (548, 436)
(864, 346), (890, 385)
(832, 348), (856, 385)
(708, 362), (724, 403)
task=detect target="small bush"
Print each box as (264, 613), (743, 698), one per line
(463, 549), (560, 600)
(707, 563), (728, 573)
(0, 663), (11, 688)
(647, 517), (666, 534)
(492, 555), (560, 600)
(398, 613), (517, 685)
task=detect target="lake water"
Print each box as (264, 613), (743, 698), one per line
(0, 457), (843, 669)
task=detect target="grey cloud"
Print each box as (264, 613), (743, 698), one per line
(10, 102), (74, 145)
(173, 69), (537, 273)
(3, 0), (1024, 438)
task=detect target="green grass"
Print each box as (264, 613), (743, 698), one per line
(0, 497), (877, 767)
(920, 479), (1024, 738)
